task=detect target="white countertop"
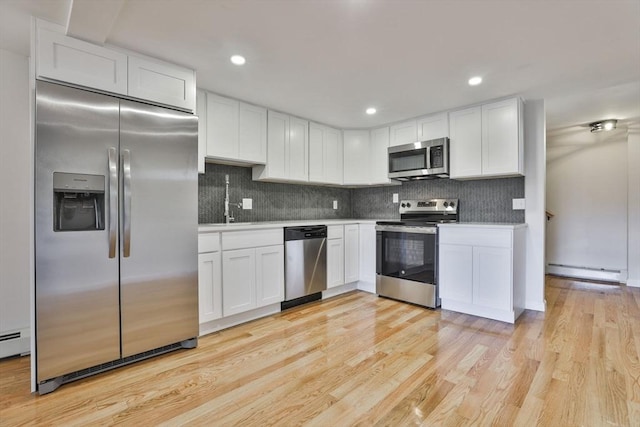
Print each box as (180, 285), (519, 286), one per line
(437, 222), (527, 229)
(199, 219), (378, 232)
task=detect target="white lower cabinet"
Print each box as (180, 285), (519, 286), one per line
(344, 224), (360, 283)
(256, 245), (285, 306)
(357, 223), (376, 293)
(438, 224), (526, 323)
(327, 226), (345, 289)
(198, 233), (222, 325)
(221, 229), (284, 317)
(222, 248), (257, 316)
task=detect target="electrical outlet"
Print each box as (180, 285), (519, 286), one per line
(333, 200), (338, 210)
(242, 198), (252, 209)
(393, 193), (399, 203)
(512, 198), (525, 210)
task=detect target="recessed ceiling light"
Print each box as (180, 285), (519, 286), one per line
(366, 107), (377, 115)
(468, 76), (482, 86)
(590, 119), (617, 132)
(230, 55), (246, 66)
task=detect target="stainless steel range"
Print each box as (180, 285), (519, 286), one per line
(375, 199), (459, 308)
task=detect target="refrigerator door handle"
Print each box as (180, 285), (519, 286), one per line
(108, 147), (118, 258)
(122, 149), (132, 258)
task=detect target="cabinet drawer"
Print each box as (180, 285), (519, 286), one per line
(222, 228), (283, 251)
(439, 227), (512, 248)
(198, 233), (220, 253)
(327, 225), (344, 239)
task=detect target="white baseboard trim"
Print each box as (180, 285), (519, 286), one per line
(525, 299), (546, 312)
(627, 279), (640, 288)
(323, 282), (357, 299)
(198, 303), (281, 337)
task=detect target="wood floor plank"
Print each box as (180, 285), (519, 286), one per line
(2, 277), (640, 426)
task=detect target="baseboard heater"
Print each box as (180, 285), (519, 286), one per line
(547, 263), (621, 283)
(38, 338), (197, 395)
(0, 329), (30, 359)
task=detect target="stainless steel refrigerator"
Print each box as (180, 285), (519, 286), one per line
(35, 81), (198, 394)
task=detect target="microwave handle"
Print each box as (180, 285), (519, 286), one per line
(425, 145), (431, 170)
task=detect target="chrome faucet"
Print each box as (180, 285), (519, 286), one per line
(224, 174), (233, 223)
(223, 174), (242, 224)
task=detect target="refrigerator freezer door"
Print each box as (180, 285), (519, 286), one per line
(119, 100), (199, 357)
(35, 81), (121, 382)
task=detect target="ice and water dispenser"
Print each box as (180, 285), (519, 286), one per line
(53, 172), (105, 231)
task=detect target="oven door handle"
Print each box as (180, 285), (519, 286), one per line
(375, 225), (437, 234)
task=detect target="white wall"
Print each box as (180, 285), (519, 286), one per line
(524, 100), (546, 311)
(546, 128), (629, 279)
(628, 124), (640, 287)
(0, 48), (31, 356)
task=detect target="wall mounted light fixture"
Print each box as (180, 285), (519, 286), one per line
(590, 119), (617, 132)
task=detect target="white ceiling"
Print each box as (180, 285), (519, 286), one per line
(1, 0), (639, 131)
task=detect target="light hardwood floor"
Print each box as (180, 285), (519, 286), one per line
(1, 276), (639, 426)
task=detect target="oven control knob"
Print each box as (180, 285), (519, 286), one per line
(449, 202), (455, 208)
(401, 203), (406, 208)
(406, 202), (411, 208)
(444, 202), (449, 207)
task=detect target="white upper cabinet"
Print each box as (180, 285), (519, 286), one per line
(389, 120), (418, 147)
(417, 112), (449, 141)
(481, 98), (523, 177)
(196, 90), (207, 174)
(128, 55), (196, 112)
(204, 93), (267, 165)
(288, 117), (309, 181)
(206, 93), (239, 159)
(37, 27), (128, 95)
(253, 111), (308, 182)
(370, 126), (392, 185)
(238, 102), (267, 164)
(35, 24), (196, 112)
(449, 98), (523, 180)
(343, 130), (371, 185)
(309, 123), (343, 185)
(449, 106), (482, 178)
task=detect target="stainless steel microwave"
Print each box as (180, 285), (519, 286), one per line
(387, 137), (449, 180)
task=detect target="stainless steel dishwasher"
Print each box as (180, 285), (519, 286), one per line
(282, 225), (327, 310)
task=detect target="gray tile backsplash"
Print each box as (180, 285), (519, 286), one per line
(199, 163), (352, 223)
(198, 163), (525, 224)
(351, 177), (525, 223)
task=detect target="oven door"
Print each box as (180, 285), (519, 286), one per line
(376, 225), (437, 283)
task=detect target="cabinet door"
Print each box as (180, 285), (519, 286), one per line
(308, 123), (324, 182)
(238, 102), (267, 164)
(206, 93), (239, 159)
(256, 245), (285, 307)
(481, 98), (521, 176)
(222, 249), (256, 316)
(327, 238), (345, 288)
(343, 130), (370, 185)
(37, 28), (128, 95)
(370, 127), (391, 184)
(323, 127), (343, 184)
(473, 246), (512, 310)
(438, 244), (473, 303)
(358, 223), (376, 287)
(128, 56), (196, 112)
(196, 90), (207, 174)
(389, 120), (417, 147)
(288, 117), (309, 181)
(344, 225), (360, 283)
(198, 251), (222, 323)
(266, 111), (288, 179)
(417, 112), (449, 140)
(449, 106), (482, 179)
